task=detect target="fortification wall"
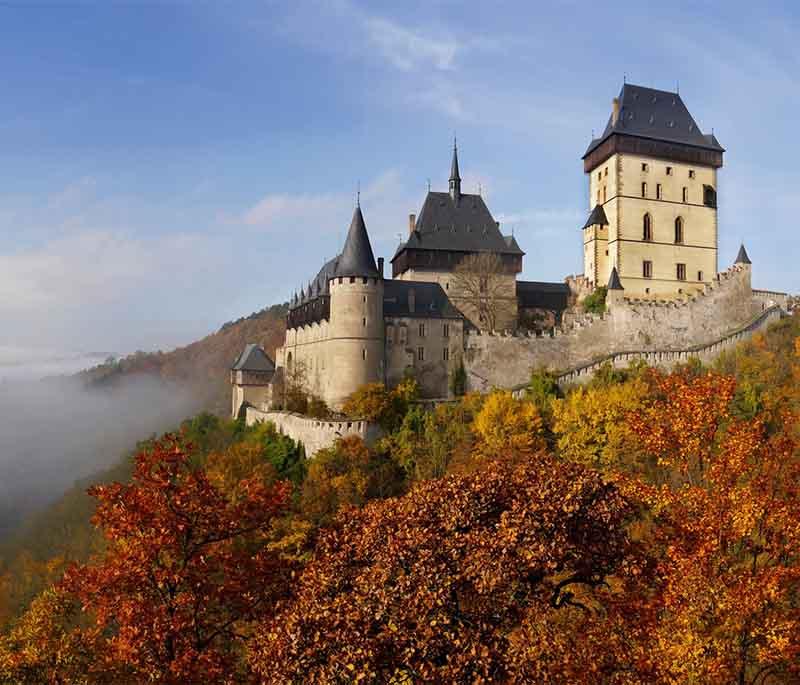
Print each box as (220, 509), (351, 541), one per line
(465, 264), (764, 392)
(245, 408), (382, 457)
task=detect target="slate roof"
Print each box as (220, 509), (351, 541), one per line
(391, 191), (524, 261)
(231, 344), (276, 373)
(383, 280), (462, 319)
(516, 281), (570, 311)
(584, 83), (724, 158)
(582, 204), (609, 229)
(607, 266), (623, 290)
(735, 244), (752, 265)
(335, 206), (380, 279)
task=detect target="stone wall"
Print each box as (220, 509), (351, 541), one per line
(245, 408), (382, 457)
(465, 263), (766, 392)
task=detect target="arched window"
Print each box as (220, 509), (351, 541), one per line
(643, 213), (653, 241)
(286, 351), (293, 370)
(674, 217), (684, 244)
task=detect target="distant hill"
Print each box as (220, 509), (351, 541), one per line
(77, 303), (288, 415)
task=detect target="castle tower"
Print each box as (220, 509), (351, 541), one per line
(582, 84), (724, 299)
(326, 204), (384, 408)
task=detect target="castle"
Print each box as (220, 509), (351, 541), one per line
(231, 83), (789, 418)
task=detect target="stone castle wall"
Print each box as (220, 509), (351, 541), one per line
(245, 408), (382, 457)
(465, 263), (763, 392)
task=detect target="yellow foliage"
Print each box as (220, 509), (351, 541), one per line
(472, 391), (545, 456)
(552, 377), (649, 472)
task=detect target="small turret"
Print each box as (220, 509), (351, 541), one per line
(606, 266), (624, 309)
(735, 244), (752, 265)
(449, 139), (461, 204)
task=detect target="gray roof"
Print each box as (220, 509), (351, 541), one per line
(607, 266), (623, 290)
(582, 204), (609, 229)
(335, 206), (380, 278)
(392, 191), (523, 260)
(383, 280), (462, 319)
(584, 83), (724, 158)
(231, 343), (276, 372)
(517, 280), (570, 310)
(735, 244), (752, 265)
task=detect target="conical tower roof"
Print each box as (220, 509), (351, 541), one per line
(735, 244), (751, 265)
(335, 205), (380, 278)
(450, 140), (461, 183)
(607, 266), (624, 290)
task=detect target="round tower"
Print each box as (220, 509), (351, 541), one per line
(326, 204), (384, 408)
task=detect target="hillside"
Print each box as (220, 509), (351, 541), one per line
(77, 303), (288, 415)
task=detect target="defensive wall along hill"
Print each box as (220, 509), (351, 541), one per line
(465, 262), (785, 392)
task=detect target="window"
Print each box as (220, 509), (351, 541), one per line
(656, 183), (663, 199)
(603, 186), (607, 202)
(349, 276), (355, 283)
(386, 325), (394, 345)
(697, 270), (704, 281)
(642, 163), (649, 172)
(596, 189), (601, 204)
(362, 277), (368, 284)
(363, 295), (367, 302)
(641, 182), (647, 198)
(419, 323), (426, 338)
(362, 317), (367, 327)
(597, 172), (602, 181)
(682, 187), (688, 203)
(443, 347), (449, 361)
(704, 185), (717, 208)
(604, 167), (608, 177)
(643, 260), (653, 278)
(677, 263), (686, 281)
(443, 323), (450, 338)
(689, 169), (695, 179)
(362, 348), (367, 360)
(643, 213), (653, 241)
(417, 346), (425, 361)
(674, 217), (684, 244)
(666, 166), (673, 175)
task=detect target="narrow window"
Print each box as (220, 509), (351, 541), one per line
(603, 186), (607, 202)
(596, 189), (601, 204)
(643, 260), (653, 278)
(604, 167), (608, 177)
(666, 166), (673, 176)
(349, 276), (355, 283)
(697, 270), (703, 281)
(677, 263), (686, 281)
(443, 347), (449, 361)
(689, 169), (695, 179)
(362, 348), (367, 360)
(656, 183), (662, 199)
(363, 295), (367, 302)
(362, 317), (366, 327)
(642, 162), (648, 172)
(674, 217), (684, 244)
(419, 323), (426, 338)
(643, 213), (653, 241)
(417, 346), (425, 361)
(597, 171), (602, 181)
(443, 323), (450, 338)
(641, 182), (647, 198)
(682, 187), (688, 203)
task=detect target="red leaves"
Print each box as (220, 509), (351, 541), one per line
(62, 435), (293, 684)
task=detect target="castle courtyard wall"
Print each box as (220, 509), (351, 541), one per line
(245, 408), (382, 457)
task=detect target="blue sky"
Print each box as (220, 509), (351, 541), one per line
(0, 1), (798, 354)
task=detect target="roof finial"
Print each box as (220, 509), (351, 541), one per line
(478, 182), (482, 197)
(623, 72), (627, 84)
(356, 180), (360, 208)
(427, 177), (431, 192)
(676, 79), (680, 94)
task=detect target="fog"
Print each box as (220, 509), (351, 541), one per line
(0, 373), (204, 539)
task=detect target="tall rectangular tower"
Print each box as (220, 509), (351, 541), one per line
(581, 84), (724, 298)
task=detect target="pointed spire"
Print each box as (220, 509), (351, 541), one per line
(607, 266), (624, 290)
(449, 138), (461, 202)
(735, 244), (751, 265)
(334, 205), (380, 278)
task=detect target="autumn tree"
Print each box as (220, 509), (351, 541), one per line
(620, 371), (800, 684)
(249, 454), (637, 683)
(62, 435), (293, 684)
(451, 252), (515, 331)
(472, 390), (546, 457)
(341, 379), (418, 432)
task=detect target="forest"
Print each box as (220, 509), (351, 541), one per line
(1, 311), (799, 684)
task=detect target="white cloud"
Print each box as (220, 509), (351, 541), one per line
(362, 15), (459, 72)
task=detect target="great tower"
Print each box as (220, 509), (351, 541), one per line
(582, 84), (723, 298)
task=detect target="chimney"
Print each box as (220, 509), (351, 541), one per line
(377, 257), (384, 278)
(408, 213), (416, 235)
(408, 287), (416, 314)
(611, 97), (620, 126)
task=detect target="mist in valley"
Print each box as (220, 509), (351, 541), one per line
(0, 374), (204, 539)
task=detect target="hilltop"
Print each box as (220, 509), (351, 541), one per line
(77, 303), (288, 415)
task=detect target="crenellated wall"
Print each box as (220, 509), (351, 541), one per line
(465, 263), (772, 392)
(245, 408), (382, 457)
